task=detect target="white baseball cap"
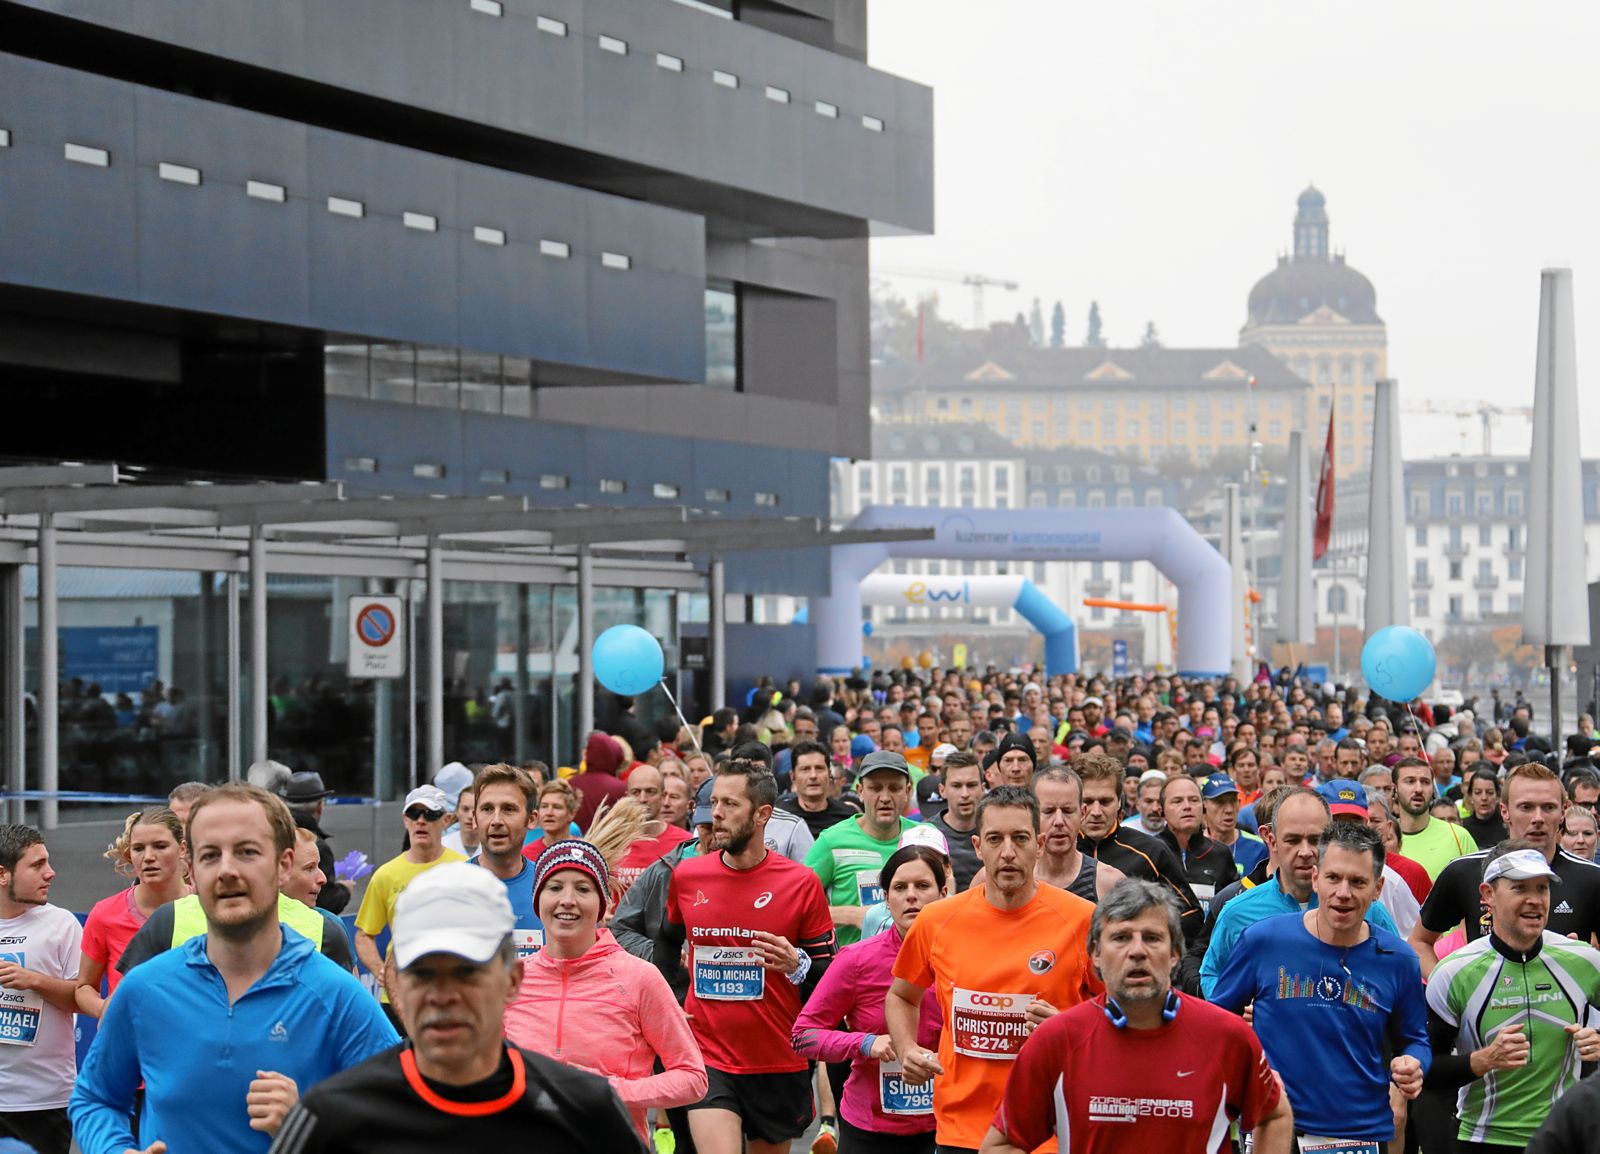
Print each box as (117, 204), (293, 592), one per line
(899, 824), (950, 855)
(403, 784), (450, 816)
(1483, 848), (1561, 885)
(391, 862), (516, 969)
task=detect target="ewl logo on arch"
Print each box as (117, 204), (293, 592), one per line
(901, 581), (971, 605)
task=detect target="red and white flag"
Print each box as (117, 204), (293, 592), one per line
(1313, 407), (1335, 560)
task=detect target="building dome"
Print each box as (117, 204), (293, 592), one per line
(1245, 187), (1382, 326)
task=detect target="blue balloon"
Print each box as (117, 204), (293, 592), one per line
(592, 624), (664, 696)
(1360, 625), (1436, 702)
(862, 620), (874, 637)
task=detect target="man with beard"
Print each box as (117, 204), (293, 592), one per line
(0, 826), (81, 1154)
(470, 765), (545, 960)
(1074, 755), (1202, 944)
(1410, 762), (1600, 978)
(886, 786), (1101, 1154)
(984, 881), (1293, 1154)
(664, 760), (835, 1154)
(71, 784), (396, 1154)
(1393, 756), (1478, 880)
(806, 751), (923, 948)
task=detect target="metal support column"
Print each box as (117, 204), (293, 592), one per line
(710, 555), (726, 711)
(225, 573), (241, 781)
(197, 571), (215, 776)
(514, 586), (530, 764)
(249, 529), (269, 765)
(577, 549), (594, 740)
(38, 514), (58, 830)
(426, 540), (444, 775)
(2, 566), (24, 824)
(548, 591), (560, 764)
(370, 578), (393, 802)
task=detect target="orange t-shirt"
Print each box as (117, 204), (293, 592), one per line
(892, 882), (1101, 1150)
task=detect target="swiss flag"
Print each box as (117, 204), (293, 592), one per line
(1313, 408), (1335, 560)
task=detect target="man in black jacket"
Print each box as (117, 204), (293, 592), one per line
(284, 771), (350, 915)
(1155, 774), (1237, 913)
(1073, 753), (1203, 942)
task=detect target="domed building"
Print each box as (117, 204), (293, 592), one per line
(1241, 187), (1387, 480)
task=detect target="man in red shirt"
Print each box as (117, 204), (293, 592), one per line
(665, 759), (835, 1154)
(612, 763), (692, 897)
(983, 879), (1293, 1154)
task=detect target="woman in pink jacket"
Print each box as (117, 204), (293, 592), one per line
(505, 838), (707, 1141)
(792, 842), (947, 1153)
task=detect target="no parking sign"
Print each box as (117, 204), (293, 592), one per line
(347, 595), (406, 679)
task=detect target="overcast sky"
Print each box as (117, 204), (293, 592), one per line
(867, 1), (1600, 458)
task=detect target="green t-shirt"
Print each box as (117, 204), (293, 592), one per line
(1427, 931), (1600, 1145)
(1400, 816), (1478, 881)
(804, 815), (922, 946)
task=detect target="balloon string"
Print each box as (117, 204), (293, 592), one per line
(1404, 700), (1431, 765)
(658, 677), (704, 758)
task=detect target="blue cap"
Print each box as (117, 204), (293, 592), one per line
(1318, 779), (1368, 817)
(692, 778), (714, 827)
(1201, 773), (1240, 800)
(850, 733), (877, 760)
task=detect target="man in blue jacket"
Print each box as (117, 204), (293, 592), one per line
(70, 783), (397, 1154)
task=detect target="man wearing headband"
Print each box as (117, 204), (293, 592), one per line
(269, 863), (642, 1152)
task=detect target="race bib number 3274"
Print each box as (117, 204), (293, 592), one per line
(950, 987), (1031, 1060)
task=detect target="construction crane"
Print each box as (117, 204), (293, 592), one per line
(1399, 400), (1533, 455)
(875, 266), (1021, 330)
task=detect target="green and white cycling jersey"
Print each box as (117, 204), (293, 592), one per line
(1426, 930), (1600, 1146)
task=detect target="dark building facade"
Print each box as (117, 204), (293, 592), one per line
(0, 0), (932, 588)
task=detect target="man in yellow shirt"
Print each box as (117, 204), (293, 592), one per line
(353, 784), (466, 1029)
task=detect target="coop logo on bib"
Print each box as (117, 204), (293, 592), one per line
(951, 987), (1031, 1059)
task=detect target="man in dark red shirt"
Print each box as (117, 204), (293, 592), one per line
(664, 759), (835, 1154)
(982, 879), (1293, 1154)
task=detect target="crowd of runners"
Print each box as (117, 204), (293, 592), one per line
(3, 666), (1600, 1153)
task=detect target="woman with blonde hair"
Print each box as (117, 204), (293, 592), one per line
(74, 807), (189, 1018)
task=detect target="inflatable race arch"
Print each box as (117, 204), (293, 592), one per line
(814, 506), (1233, 678)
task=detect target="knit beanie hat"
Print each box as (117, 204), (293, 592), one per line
(533, 838), (612, 913)
(983, 731), (1037, 772)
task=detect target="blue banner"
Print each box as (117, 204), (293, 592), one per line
(1112, 639), (1129, 678)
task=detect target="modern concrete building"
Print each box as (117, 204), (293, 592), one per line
(0, 0), (933, 803)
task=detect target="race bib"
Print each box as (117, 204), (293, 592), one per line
(1299, 1139), (1381, 1154)
(950, 987), (1031, 1059)
(693, 946), (765, 1001)
(0, 987), (41, 1047)
(858, 880), (885, 906)
(512, 929), (544, 960)
(879, 1061), (934, 1115)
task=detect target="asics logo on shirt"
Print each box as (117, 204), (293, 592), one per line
(754, 892), (773, 908)
(269, 1020), (289, 1043)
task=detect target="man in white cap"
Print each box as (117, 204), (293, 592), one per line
(269, 863), (642, 1153)
(354, 785), (466, 1029)
(434, 762), (478, 857)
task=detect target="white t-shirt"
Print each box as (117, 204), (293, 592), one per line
(0, 903), (82, 1109)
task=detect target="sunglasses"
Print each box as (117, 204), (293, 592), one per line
(404, 807), (445, 822)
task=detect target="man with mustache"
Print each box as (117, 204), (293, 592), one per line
(71, 784), (396, 1154)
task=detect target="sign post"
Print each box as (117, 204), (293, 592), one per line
(1112, 638), (1129, 679)
(348, 595), (406, 680)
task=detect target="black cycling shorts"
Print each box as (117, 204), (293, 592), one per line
(690, 1065), (815, 1145)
